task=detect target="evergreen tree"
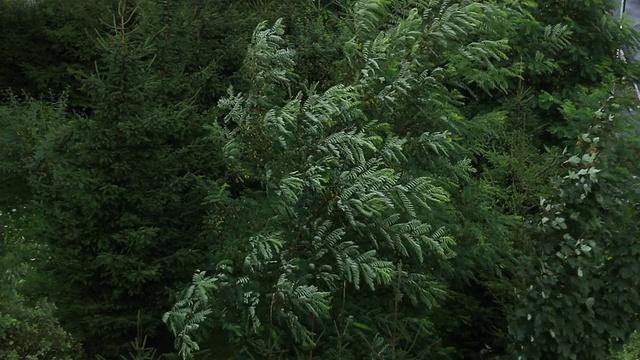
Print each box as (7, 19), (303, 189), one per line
(134, 0), (250, 109)
(0, 0), (117, 107)
(27, 2), (224, 356)
(0, 93), (68, 207)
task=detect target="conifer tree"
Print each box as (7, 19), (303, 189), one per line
(133, 0), (237, 108)
(0, 0), (117, 107)
(27, 1), (224, 356)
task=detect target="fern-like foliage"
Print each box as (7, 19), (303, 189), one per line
(165, 1), (525, 357)
(244, 18), (295, 94)
(163, 270), (218, 360)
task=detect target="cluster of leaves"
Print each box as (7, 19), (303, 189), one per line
(0, 207), (83, 359)
(611, 331), (640, 360)
(165, 11), (461, 357)
(510, 85), (640, 359)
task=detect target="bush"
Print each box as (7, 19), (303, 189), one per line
(0, 208), (83, 360)
(0, 296), (84, 360)
(611, 331), (640, 360)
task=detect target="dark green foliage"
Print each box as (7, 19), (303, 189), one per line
(26, 2), (225, 356)
(0, 295), (83, 360)
(0, 1), (43, 93)
(0, 208), (84, 360)
(611, 331), (640, 360)
(0, 93), (69, 206)
(0, 0), (117, 107)
(0, 296), (83, 360)
(510, 85), (640, 359)
(133, 0), (253, 109)
(2, 0), (640, 358)
(531, 0), (639, 86)
(474, 1), (640, 358)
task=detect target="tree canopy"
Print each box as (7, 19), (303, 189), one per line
(1, 0), (640, 359)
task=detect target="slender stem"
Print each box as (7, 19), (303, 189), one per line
(309, 315), (315, 360)
(268, 293), (276, 360)
(337, 280), (347, 359)
(392, 264), (402, 360)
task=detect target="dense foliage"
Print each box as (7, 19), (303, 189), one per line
(1, 0), (639, 359)
(0, 208), (83, 359)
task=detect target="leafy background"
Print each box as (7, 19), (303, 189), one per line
(1, 0), (640, 359)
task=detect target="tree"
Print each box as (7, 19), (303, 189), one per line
(0, 0), (117, 107)
(0, 92), (69, 207)
(27, 1), (225, 356)
(164, 1), (524, 358)
(509, 84), (640, 359)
